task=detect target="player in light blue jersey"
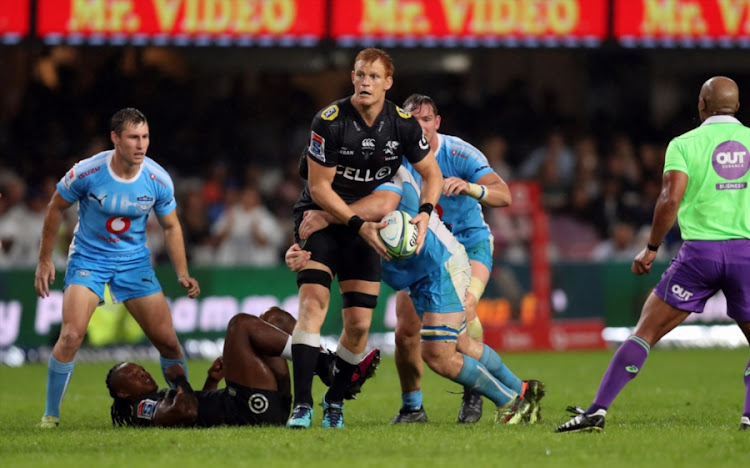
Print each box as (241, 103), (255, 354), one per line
(389, 94), (515, 423)
(287, 163), (544, 425)
(34, 108), (200, 428)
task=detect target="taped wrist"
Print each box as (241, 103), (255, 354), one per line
(467, 183), (487, 201)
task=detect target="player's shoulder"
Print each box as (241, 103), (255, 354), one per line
(74, 150), (111, 171)
(142, 157), (174, 188)
(384, 100), (413, 120)
(314, 97), (351, 123)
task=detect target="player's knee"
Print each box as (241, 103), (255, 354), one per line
(395, 321), (421, 347)
(420, 345), (451, 378)
(297, 269), (332, 290)
(341, 291), (378, 310)
(57, 327), (86, 351)
(227, 313), (259, 334)
(259, 306), (295, 334)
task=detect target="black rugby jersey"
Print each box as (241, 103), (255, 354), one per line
(294, 97), (430, 213)
(129, 387), (290, 427)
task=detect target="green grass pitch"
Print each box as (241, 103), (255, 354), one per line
(1, 348), (748, 467)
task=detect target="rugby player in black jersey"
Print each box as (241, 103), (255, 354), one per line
(105, 307), (380, 427)
(289, 47), (442, 429)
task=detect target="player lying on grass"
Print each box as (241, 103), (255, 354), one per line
(289, 162), (544, 424)
(105, 307), (380, 427)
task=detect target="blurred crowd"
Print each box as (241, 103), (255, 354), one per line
(0, 47), (690, 269)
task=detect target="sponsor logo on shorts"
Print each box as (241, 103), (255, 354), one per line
(310, 131), (325, 162)
(137, 399), (157, 419)
(78, 270), (91, 277)
(321, 105), (339, 121)
(625, 365), (639, 373)
(671, 284), (694, 301)
(248, 393), (269, 414)
(712, 140), (750, 180)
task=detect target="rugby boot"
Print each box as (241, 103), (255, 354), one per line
(345, 348), (381, 400)
(391, 406), (428, 424)
(457, 387), (483, 423)
(286, 404), (313, 429)
(321, 399), (344, 428)
(555, 406), (606, 433)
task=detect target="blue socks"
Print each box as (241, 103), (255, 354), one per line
(44, 355), (75, 418)
(479, 344), (523, 394)
(455, 354), (516, 407)
(160, 355), (189, 388)
(401, 390), (423, 411)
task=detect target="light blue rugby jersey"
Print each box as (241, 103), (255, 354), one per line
(57, 150), (177, 259)
(375, 163), (461, 291)
(416, 133), (493, 247)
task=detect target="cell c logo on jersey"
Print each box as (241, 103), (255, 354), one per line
(712, 140), (750, 180)
(248, 393), (269, 414)
(106, 217), (131, 234)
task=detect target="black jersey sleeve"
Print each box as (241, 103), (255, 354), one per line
(396, 107), (430, 164)
(307, 104), (342, 168)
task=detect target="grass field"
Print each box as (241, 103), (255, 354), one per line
(1, 348), (748, 468)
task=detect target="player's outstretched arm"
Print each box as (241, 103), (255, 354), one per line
(35, 191), (73, 298)
(154, 363), (199, 426)
(410, 150), (442, 254)
(202, 356), (224, 391)
(299, 191), (399, 239)
(157, 210), (200, 298)
(443, 172), (511, 207)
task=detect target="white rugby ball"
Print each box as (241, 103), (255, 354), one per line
(378, 210), (418, 260)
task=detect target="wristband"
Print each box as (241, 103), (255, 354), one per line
(418, 203), (434, 216)
(347, 215), (365, 232)
(647, 243), (660, 252)
(172, 375), (194, 393)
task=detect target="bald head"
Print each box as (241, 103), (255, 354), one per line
(699, 76), (739, 119)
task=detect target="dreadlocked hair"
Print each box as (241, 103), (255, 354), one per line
(106, 362), (135, 427)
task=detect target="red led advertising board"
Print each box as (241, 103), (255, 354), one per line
(615, 0), (750, 47)
(331, 0), (609, 47)
(0, 0), (29, 44)
(36, 0), (325, 46)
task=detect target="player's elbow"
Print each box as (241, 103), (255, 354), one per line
(309, 183), (328, 205)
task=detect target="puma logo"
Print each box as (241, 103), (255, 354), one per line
(88, 192), (107, 208)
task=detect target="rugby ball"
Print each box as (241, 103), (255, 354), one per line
(378, 210), (418, 260)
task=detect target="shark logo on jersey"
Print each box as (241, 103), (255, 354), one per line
(383, 141), (400, 157)
(88, 192), (107, 208)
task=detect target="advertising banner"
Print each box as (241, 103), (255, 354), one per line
(615, 0), (750, 47)
(0, 0), (29, 44)
(36, 0), (325, 46)
(331, 0), (608, 47)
